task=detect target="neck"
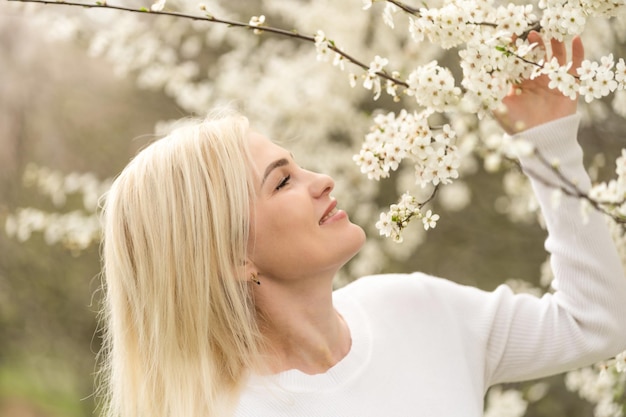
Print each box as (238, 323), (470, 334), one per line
(254, 276), (351, 375)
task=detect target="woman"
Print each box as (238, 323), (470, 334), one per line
(98, 33), (626, 417)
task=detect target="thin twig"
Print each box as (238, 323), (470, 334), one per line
(533, 148), (625, 217)
(8, 0), (409, 88)
(510, 151), (626, 226)
(387, 0), (420, 15)
(419, 183), (440, 207)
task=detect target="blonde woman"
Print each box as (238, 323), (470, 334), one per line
(98, 34), (626, 417)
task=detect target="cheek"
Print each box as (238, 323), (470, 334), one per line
(247, 207), (312, 259)
(247, 209), (284, 257)
(253, 214), (296, 245)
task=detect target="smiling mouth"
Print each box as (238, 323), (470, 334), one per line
(319, 207), (338, 225)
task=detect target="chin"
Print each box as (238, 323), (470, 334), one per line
(346, 223), (367, 257)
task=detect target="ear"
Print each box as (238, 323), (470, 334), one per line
(242, 259), (259, 283)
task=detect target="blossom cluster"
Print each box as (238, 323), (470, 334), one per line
(5, 207), (101, 252)
(534, 54), (626, 103)
(315, 30), (393, 99)
(406, 61), (461, 112)
(565, 352), (626, 417)
(380, 0), (543, 114)
(21, 163), (111, 211)
(4, 164), (110, 253)
(460, 35), (541, 116)
(483, 386), (528, 417)
(353, 109), (460, 188)
(339, 4), (626, 239)
(359, 0), (626, 117)
(353, 108), (462, 241)
(363, 55), (390, 100)
(541, 0), (624, 41)
(589, 149), (626, 221)
(375, 192), (440, 242)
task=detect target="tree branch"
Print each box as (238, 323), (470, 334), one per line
(10, 0), (618, 230)
(8, 0), (409, 88)
(509, 151), (626, 227)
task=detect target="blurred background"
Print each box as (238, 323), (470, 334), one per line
(0, 5), (183, 416)
(1, 1), (624, 416)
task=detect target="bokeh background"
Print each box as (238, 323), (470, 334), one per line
(1, 1), (625, 416)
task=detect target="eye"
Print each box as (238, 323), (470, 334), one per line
(275, 175), (291, 191)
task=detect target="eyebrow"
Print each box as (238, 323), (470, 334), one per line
(261, 157), (290, 185)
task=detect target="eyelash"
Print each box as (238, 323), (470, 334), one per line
(275, 175), (291, 191)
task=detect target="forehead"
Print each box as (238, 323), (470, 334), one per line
(248, 131), (290, 171)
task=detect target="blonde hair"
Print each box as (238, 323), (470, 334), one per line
(97, 110), (262, 417)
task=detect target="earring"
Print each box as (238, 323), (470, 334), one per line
(250, 272), (261, 286)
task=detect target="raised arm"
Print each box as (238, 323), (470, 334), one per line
(482, 34), (626, 385)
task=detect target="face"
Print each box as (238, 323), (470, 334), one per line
(246, 131), (366, 283)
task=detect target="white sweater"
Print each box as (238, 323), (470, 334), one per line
(235, 115), (626, 417)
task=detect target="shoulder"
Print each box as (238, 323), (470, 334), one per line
(334, 273), (490, 316)
(333, 274), (507, 359)
(336, 272), (483, 296)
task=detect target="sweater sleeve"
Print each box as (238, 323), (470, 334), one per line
(483, 114), (626, 386)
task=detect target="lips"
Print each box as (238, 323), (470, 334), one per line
(319, 200), (338, 225)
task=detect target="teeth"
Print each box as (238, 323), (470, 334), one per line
(320, 207), (338, 224)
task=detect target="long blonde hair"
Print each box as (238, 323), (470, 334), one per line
(97, 110), (262, 417)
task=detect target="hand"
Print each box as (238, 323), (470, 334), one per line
(494, 31), (584, 134)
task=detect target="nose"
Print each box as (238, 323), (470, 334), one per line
(307, 169), (334, 198)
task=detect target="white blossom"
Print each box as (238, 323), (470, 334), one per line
(406, 61), (461, 112)
(249, 15), (266, 35)
(547, 64), (579, 100)
(375, 192), (437, 242)
(354, 109), (461, 195)
(314, 30), (331, 62)
(566, 360), (626, 417)
(484, 386), (528, 417)
(616, 58), (626, 88)
(421, 209), (440, 230)
(616, 351), (626, 373)
(150, 0), (166, 12)
(382, 3), (399, 29)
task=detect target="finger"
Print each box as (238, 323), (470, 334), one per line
(527, 31), (544, 49)
(550, 38), (567, 66)
(527, 31), (547, 62)
(550, 38), (566, 64)
(570, 35), (584, 74)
